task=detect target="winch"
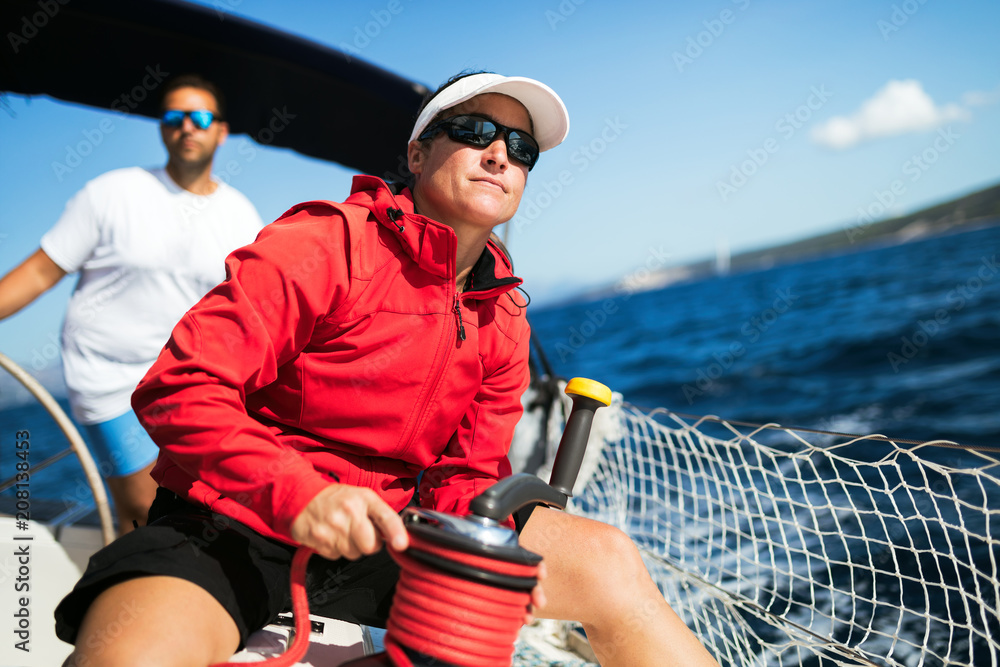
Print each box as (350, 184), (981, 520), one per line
(350, 377), (611, 667)
(214, 377), (611, 667)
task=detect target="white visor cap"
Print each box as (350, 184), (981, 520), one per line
(408, 73), (570, 152)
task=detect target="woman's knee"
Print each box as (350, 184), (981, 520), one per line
(543, 515), (647, 590)
(581, 521), (649, 587)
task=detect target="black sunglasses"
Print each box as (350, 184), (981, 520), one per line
(160, 109), (219, 130)
(418, 114), (540, 170)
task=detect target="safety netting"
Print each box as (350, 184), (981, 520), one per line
(512, 387), (1000, 667)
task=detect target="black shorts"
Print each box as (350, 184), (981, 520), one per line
(54, 488), (538, 649)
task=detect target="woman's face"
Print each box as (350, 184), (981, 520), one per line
(408, 93), (532, 233)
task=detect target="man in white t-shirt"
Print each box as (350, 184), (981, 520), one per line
(0, 74), (264, 534)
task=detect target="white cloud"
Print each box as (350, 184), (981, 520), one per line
(811, 79), (970, 149)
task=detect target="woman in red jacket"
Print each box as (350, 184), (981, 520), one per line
(56, 72), (718, 667)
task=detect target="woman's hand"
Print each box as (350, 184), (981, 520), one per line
(525, 561), (547, 625)
(290, 484), (408, 560)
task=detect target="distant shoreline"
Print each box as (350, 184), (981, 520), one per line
(561, 180), (1000, 307)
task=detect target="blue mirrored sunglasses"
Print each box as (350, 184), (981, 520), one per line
(160, 109), (218, 130)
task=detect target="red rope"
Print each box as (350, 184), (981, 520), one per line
(384, 533), (538, 667)
(210, 546), (315, 667)
(208, 533), (536, 667)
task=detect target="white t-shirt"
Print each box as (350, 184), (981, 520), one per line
(41, 167), (265, 424)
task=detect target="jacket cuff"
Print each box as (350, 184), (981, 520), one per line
(271, 472), (333, 541)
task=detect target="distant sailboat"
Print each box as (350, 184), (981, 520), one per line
(715, 236), (731, 275)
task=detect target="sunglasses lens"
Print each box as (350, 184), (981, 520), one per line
(190, 110), (214, 130)
(161, 110), (184, 127)
(506, 131), (539, 168)
(449, 117), (495, 147)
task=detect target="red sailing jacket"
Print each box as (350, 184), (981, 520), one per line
(132, 175), (530, 544)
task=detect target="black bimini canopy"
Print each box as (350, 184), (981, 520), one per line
(0, 0), (429, 176)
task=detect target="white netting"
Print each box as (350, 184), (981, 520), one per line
(565, 401), (1000, 667)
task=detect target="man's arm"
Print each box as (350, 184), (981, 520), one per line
(0, 248), (67, 320)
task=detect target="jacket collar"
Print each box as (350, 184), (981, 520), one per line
(345, 176), (522, 298)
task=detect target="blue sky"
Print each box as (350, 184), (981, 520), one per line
(1, 0), (999, 375)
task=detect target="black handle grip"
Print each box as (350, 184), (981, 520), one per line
(548, 379), (612, 496)
(468, 378), (612, 522)
(469, 473), (568, 522)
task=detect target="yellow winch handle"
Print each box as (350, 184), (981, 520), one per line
(549, 377), (613, 496)
(565, 377), (612, 406)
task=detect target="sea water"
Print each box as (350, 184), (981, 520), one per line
(529, 220), (1000, 451)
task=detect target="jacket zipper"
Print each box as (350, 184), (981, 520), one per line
(393, 289), (459, 457)
(453, 292), (466, 342)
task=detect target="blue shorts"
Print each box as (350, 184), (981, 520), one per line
(79, 409), (159, 478)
